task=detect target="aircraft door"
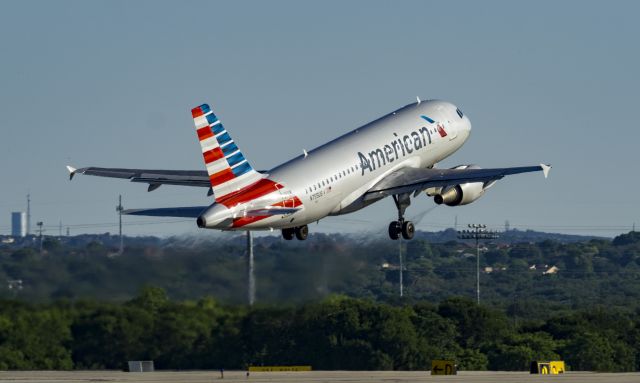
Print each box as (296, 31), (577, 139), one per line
(437, 105), (457, 140)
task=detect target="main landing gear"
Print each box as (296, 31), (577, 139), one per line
(282, 225), (309, 241)
(388, 193), (415, 240)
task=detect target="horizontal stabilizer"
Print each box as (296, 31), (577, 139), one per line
(123, 206), (208, 218)
(245, 207), (300, 217)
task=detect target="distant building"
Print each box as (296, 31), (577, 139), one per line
(11, 212), (26, 237)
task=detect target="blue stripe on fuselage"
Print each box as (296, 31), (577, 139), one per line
(421, 115), (435, 124)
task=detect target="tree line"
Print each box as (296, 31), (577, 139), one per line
(2, 231), (640, 311)
(0, 288), (638, 371)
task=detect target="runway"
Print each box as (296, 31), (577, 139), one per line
(1, 370), (640, 383)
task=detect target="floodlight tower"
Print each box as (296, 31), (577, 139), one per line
(457, 224), (499, 304)
(26, 194), (31, 236)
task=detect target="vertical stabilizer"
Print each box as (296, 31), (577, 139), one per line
(191, 104), (263, 200)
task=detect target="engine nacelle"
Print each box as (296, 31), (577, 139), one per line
(431, 165), (488, 206)
(433, 183), (485, 206)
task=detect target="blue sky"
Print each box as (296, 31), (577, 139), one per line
(0, 1), (638, 237)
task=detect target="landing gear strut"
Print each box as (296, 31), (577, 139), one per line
(388, 193), (415, 240)
(282, 225), (309, 241)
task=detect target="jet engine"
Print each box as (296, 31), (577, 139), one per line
(427, 165), (494, 207)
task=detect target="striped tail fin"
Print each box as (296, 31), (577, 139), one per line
(191, 104), (263, 200)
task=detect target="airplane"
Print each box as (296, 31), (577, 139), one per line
(67, 98), (550, 241)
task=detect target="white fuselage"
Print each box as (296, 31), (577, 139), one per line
(202, 100), (472, 230)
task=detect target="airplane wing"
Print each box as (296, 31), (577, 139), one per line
(67, 166), (210, 191)
(364, 164), (550, 201)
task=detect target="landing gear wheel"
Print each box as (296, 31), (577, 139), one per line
(282, 228), (294, 240)
(295, 225), (309, 240)
(388, 221), (401, 240)
(401, 221), (415, 240)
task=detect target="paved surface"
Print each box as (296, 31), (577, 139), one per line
(1, 370), (640, 383)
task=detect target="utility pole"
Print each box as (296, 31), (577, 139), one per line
(26, 194), (31, 236)
(246, 231), (255, 306)
(458, 224), (499, 305)
(58, 220), (62, 238)
(116, 195), (124, 254)
(36, 221), (44, 254)
(399, 237), (403, 297)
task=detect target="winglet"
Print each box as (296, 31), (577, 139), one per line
(66, 165), (77, 180)
(540, 164), (551, 179)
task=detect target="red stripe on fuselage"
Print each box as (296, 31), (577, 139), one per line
(230, 196), (304, 228)
(232, 215), (269, 228)
(216, 178), (282, 207)
(272, 196), (303, 208)
(203, 147), (224, 163)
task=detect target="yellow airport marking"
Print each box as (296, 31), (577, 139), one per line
(431, 360), (456, 375)
(531, 360), (565, 374)
(248, 366), (312, 372)
(550, 361), (565, 374)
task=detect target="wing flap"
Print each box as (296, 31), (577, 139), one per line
(365, 164), (550, 200)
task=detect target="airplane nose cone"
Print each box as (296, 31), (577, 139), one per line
(463, 116), (472, 136)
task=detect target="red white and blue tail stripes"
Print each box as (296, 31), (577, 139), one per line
(191, 104), (263, 201)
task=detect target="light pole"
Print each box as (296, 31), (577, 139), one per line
(246, 231), (255, 306)
(116, 195), (124, 255)
(457, 224), (499, 304)
(399, 237), (403, 297)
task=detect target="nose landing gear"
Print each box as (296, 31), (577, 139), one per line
(388, 193), (415, 240)
(282, 225), (309, 240)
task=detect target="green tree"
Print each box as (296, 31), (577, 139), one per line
(487, 332), (559, 371)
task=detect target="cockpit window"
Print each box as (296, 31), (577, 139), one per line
(456, 108), (464, 118)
